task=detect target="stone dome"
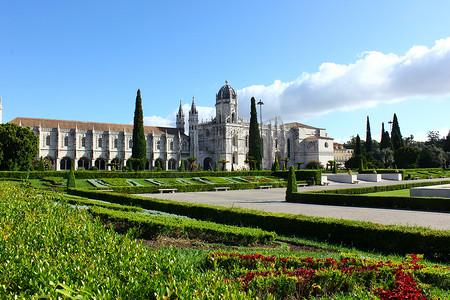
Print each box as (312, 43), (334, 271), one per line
(216, 80), (237, 102)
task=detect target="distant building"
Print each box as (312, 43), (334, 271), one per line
(333, 143), (354, 167)
(8, 81), (334, 170)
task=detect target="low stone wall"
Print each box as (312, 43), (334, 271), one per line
(410, 184), (450, 198)
(327, 174), (358, 183)
(381, 173), (403, 181)
(357, 174), (382, 182)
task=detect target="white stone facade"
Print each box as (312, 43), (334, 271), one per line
(8, 81), (334, 171)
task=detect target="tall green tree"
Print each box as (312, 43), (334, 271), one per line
(391, 113), (404, 150)
(248, 97), (262, 170)
(355, 134), (362, 156)
(285, 165), (297, 201)
(67, 160), (76, 188)
(379, 122), (393, 150)
(132, 89), (147, 170)
(365, 116), (372, 153)
(394, 146), (420, 169)
(0, 123), (38, 171)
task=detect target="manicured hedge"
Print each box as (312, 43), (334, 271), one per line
(288, 193), (450, 211)
(287, 180), (450, 211)
(306, 180), (450, 195)
(98, 181), (287, 194)
(0, 170), (274, 180)
(68, 188), (450, 262)
(89, 206), (276, 245)
(61, 194), (143, 212)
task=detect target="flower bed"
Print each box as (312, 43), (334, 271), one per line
(204, 252), (449, 299)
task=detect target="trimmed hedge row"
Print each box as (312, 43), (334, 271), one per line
(305, 180), (450, 195)
(61, 194), (144, 212)
(0, 169), (322, 182)
(286, 180), (450, 211)
(89, 206), (276, 245)
(288, 193), (450, 211)
(68, 188), (450, 262)
(96, 181), (288, 194)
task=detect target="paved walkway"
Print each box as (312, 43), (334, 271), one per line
(136, 178), (450, 230)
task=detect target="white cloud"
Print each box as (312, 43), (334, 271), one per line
(237, 38), (450, 122)
(143, 115), (174, 127)
(143, 38), (450, 129)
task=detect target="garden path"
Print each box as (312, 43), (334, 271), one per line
(136, 178), (450, 230)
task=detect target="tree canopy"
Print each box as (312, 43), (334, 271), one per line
(0, 123), (39, 171)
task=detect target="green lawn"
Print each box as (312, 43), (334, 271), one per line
(364, 188), (410, 197)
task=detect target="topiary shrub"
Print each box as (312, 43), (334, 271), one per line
(67, 161), (76, 188)
(285, 166), (297, 201)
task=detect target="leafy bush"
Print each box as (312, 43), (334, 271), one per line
(89, 206), (276, 245)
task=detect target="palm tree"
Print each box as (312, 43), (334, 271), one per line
(218, 159), (229, 171)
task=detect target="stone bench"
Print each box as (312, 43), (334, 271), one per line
(353, 180), (360, 184)
(214, 187), (230, 191)
(258, 185), (272, 189)
(412, 177), (420, 180)
(297, 183), (307, 187)
(158, 188), (177, 193)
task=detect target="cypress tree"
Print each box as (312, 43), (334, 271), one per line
(285, 166), (297, 201)
(132, 89), (147, 170)
(197, 163), (202, 171)
(248, 97), (262, 170)
(333, 161), (337, 174)
(355, 134), (362, 156)
(274, 157), (280, 171)
(179, 160), (185, 172)
(214, 161), (218, 172)
(365, 116), (372, 153)
(359, 158), (364, 173)
(67, 160), (76, 188)
(380, 122), (393, 150)
(391, 113), (404, 150)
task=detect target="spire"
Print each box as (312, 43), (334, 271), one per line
(190, 96), (198, 114)
(177, 100), (184, 117)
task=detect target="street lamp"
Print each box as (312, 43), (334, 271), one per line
(257, 100), (264, 167)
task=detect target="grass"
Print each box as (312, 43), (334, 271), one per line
(364, 188), (411, 197)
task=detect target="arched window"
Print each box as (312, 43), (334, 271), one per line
(81, 137), (86, 147)
(287, 139), (291, 158)
(168, 159), (177, 170)
(170, 141), (174, 151)
(232, 135), (237, 147)
(95, 158), (106, 170)
(245, 135), (248, 147)
(46, 135), (51, 146)
(232, 113), (236, 123)
(98, 138), (102, 148)
(60, 157), (71, 170)
(157, 141), (161, 150)
(64, 136), (69, 147)
(129, 139), (133, 149)
(114, 139), (118, 148)
(275, 139), (278, 149)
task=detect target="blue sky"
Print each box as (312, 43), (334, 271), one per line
(1, 0), (449, 143)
